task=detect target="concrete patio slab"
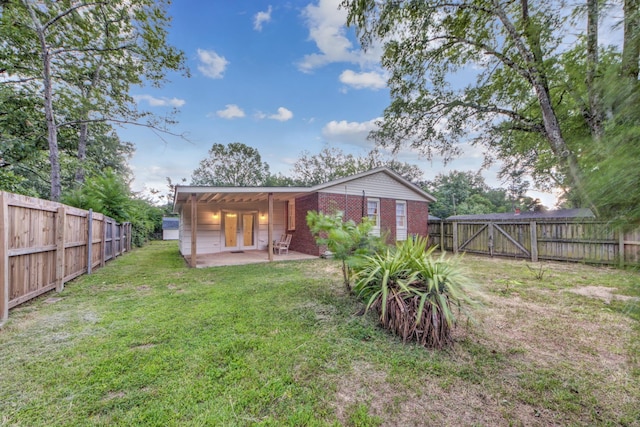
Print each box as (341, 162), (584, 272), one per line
(186, 250), (317, 268)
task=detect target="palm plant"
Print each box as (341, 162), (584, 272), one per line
(353, 236), (473, 348)
(307, 210), (384, 292)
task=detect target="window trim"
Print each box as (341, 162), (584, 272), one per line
(286, 200), (296, 231)
(396, 200), (407, 229)
(367, 198), (380, 229)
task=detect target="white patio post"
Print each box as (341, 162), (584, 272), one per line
(190, 193), (197, 268)
(268, 192), (273, 261)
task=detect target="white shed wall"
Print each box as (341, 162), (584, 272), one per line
(163, 229), (179, 240)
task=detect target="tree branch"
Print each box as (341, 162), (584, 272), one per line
(43, 1), (107, 31)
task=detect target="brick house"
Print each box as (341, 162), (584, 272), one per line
(173, 167), (436, 266)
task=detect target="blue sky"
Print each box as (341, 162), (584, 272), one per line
(121, 0), (556, 205)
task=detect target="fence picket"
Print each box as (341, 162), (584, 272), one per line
(0, 191), (131, 325)
(429, 218), (639, 266)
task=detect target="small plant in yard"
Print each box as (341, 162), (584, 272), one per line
(353, 236), (474, 349)
(526, 263), (548, 280)
(307, 210), (385, 292)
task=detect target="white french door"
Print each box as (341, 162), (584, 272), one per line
(223, 211), (257, 250)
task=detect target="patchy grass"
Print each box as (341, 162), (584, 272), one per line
(0, 242), (638, 426)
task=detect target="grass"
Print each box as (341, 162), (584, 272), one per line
(1, 241), (639, 426)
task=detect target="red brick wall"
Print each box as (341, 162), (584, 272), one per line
(380, 198), (396, 244)
(317, 192), (367, 223)
(291, 191), (430, 255)
(408, 200), (429, 238)
(290, 193), (320, 255)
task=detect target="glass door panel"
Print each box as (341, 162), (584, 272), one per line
(224, 213), (237, 247)
(242, 214), (254, 246)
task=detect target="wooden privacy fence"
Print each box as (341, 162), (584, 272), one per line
(0, 191), (132, 325)
(428, 218), (640, 266)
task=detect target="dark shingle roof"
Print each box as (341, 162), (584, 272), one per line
(444, 208), (595, 221)
(162, 217), (179, 230)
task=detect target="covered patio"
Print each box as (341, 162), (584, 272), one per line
(173, 187), (311, 267)
(185, 249), (317, 268)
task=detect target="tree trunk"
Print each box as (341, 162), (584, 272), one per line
(622, 0), (640, 80)
(26, 1), (61, 201)
(76, 59), (104, 185)
(75, 120), (88, 184)
(586, 0), (603, 139)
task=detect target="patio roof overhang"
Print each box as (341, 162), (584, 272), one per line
(173, 186), (312, 211)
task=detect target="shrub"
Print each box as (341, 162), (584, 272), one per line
(353, 236), (473, 348)
(307, 210), (385, 292)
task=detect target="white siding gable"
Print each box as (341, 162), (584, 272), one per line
(318, 171), (427, 201)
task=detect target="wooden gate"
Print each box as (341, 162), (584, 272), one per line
(455, 221), (533, 259)
(428, 216), (640, 265)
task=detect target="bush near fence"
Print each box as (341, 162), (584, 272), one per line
(0, 191), (132, 325)
(428, 218), (640, 266)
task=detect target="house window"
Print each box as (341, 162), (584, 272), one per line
(396, 201), (407, 241)
(367, 199), (380, 228)
(396, 201), (407, 228)
(287, 200), (295, 231)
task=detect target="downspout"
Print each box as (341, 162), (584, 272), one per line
(362, 190), (365, 219)
(344, 185), (347, 222)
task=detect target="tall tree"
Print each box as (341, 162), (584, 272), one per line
(292, 146), (424, 185)
(342, 0), (640, 208)
(423, 170), (538, 218)
(0, 0), (186, 200)
(191, 143), (271, 186)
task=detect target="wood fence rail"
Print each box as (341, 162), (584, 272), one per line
(0, 191), (131, 325)
(428, 218), (640, 266)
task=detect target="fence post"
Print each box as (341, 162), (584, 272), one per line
(0, 192), (9, 326)
(101, 217), (107, 268)
(452, 221), (458, 254)
(111, 220), (116, 259)
(190, 193), (197, 268)
(87, 209), (93, 275)
(530, 221), (538, 262)
(55, 206), (66, 292)
(618, 228), (625, 268)
(488, 222), (494, 257)
(440, 220), (444, 250)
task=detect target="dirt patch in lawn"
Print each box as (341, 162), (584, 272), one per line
(331, 275), (637, 426)
(567, 285), (637, 304)
(333, 361), (533, 426)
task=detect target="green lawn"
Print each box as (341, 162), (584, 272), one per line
(1, 241), (638, 426)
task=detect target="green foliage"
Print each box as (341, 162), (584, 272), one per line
(344, 0), (640, 225)
(62, 170), (162, 246)
(353, 237), (474, 348)
(424, 170), (542, 218)
(293, 146), (424, 186)
(191, 142), (270, 186)
(306, 210), (384, 291)
(0, 0), (186, 200)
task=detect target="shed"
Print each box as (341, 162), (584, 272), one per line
(162, 217), (180, 240)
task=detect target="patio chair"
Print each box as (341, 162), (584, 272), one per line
(273, 233), (292, 255)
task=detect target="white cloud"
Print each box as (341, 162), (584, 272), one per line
(297, 0), (378, 72)
(254, 5), (272, 31)
(197, 48), (229, 79)
(216, 104), (245, 119)
(269, 107), (293, 121)
(322, 117), (380, 147)
(339, 69), (386, 90)
(133, 94), (186, 107)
